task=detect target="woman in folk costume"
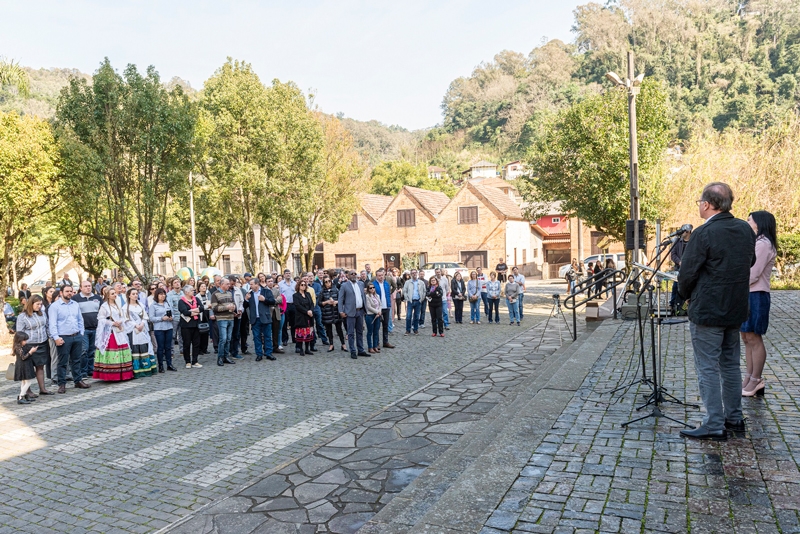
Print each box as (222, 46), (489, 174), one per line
(124, 288), (157, 378)
(93, 286), (135, 382)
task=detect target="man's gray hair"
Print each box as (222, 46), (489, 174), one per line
(182, 285), (194, 294)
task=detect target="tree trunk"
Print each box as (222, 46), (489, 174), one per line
(49, 254), (57, 284)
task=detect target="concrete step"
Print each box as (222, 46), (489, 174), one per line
(361, 320), (621, 533)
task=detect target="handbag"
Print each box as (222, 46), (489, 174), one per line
(197, 322), (210, 333)
(469, 294), (478, 302)
(5, 363), (14, 381)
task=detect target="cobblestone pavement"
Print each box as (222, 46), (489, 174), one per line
(0, 280), (571, 534)
(165, 294), (580, 534)
(482, 290), (800, 534)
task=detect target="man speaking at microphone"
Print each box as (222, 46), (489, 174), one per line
(677, 182), (755, 441)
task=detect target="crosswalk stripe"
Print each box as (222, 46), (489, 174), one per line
(181, 411), (348, 487)
(0, 382), (141, 424)
(0, 387), (188, 440)
(53, 393), (235, 454)
(111, 402), (288, 470)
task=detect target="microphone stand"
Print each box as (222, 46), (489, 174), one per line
(622, 221), (698, 428)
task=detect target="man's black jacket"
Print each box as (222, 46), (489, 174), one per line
(677, 212), (756, 328)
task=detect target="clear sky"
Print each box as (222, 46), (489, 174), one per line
(1, 0), (584, 130)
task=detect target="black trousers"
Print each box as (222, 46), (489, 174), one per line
(181, 327), (200, 364)
(240, 307), (250, 351)
(429, 304), (443, 334)
(325, 321), (345, 346)
(272, 316), (281, 349)
(454, 299), (464, 323)
(210, 318), (219, 350)
(419, 298), (427, 325)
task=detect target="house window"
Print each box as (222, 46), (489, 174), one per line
(222, 255), (231, 274)
(335, 254), (357, 270)
(459, 206), (479, 224)
(347, 214), (358, 231)
(460, 251), (487, 269)
(533, 248), (538, 258)
(397, 209), (416, 227)
(179, 256), (187, 269)
(522, 250), (527, 265)
(199, 256), (208, 269)
(551, 217), (560, 224)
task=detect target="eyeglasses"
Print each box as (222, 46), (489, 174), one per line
(695, 199), (708, 206)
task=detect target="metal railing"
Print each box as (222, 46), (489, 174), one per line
(563, 269), (628, 340)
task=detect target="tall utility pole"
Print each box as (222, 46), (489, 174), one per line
(626, 51), (641, 264)
(189, 171), (198, 275)
(606, 51), (644, 264)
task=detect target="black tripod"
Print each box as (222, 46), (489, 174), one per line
(536, 294), (573, 349)
(622, 238), (698, 428)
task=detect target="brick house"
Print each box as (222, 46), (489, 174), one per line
(320, 182), (542, 275)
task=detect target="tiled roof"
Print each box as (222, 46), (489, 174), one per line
(471, 184), (524, 220)
(404, 186), (450, 216)
(474, 177), (516, 190)
(471, 160), (497, 168)
(427, 166), (446, 173)
(359, 193), (393, 220)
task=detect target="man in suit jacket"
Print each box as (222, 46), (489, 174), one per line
(245, 279), (276, 361)
(338, 270), (368, 359)
(678, 182), (755, 441)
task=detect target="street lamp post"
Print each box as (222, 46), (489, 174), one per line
(606, 51), (645, 264)
(189, 171), (198, 275)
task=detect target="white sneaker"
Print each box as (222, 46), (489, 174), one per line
(191, 363), (203, 368)
(185, 363), (192, 369)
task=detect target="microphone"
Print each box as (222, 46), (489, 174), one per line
(666, 224), (693, 239)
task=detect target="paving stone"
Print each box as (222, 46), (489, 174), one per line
(294, 483), (339, 504)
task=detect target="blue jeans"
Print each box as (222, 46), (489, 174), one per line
(279, 314), (285, 346)
(154, 329), (173, 367)
(230, 317), (241, 358)
(314, 306), (328, 344)
(56, 334), (83, 386)
(507, 299), (520, 323)
(81, 329), (96, 380)
(366, 314), (381, 349)
(487, 298), (500, 323)
(405, 300), (421, 333)
(251, 321), (273, 358)
(689, 323), (743, 432)
(518, 293), (524, 318)
(469, 299), (480, 322)
(481, 292), (489, 317)
(217, 319), (233, 360)
(442, 299), (450, 327)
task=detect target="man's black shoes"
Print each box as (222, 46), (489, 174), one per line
(680, 426), (727, 441)
(725, 419), (746, 432)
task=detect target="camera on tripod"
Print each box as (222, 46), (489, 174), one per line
(552, 294), (560, 301)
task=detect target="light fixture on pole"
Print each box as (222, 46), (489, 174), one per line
(607, 51), (644, 264)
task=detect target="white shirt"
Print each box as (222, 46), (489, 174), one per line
(351, 281), (363, 309)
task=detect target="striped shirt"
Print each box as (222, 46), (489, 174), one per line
(15, 312), (49, 344)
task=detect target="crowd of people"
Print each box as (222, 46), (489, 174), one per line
(9, 264), (530, 404)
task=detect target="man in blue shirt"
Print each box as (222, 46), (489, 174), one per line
(48, 285), (89, 393)
(402, 269), (424, 335)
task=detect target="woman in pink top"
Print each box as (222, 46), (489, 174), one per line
(740, 211), (778, 397)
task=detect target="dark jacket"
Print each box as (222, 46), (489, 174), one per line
(677, 212), (756, 327)
(320, 287), (340, 325)
(247, 286), (275, 324)
(670, 237), (690, 269)
(177, 296), (205, 328)
(426, 285), (444, 307)
(451, 278), (466, 300)
(293, 291), (314, 328)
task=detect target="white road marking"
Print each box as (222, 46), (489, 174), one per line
(181, 411), (348, 487)
(0, 388), (188, 440)
(111, 402), (288, 470)
(53, 393), (235, 454)
(0, 382), (140, 424)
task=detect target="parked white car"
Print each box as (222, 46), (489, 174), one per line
(420, 262), (470, 282)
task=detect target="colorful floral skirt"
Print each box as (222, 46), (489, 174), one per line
(129, 338), (157, 378)
(93, 334), (134, 382)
